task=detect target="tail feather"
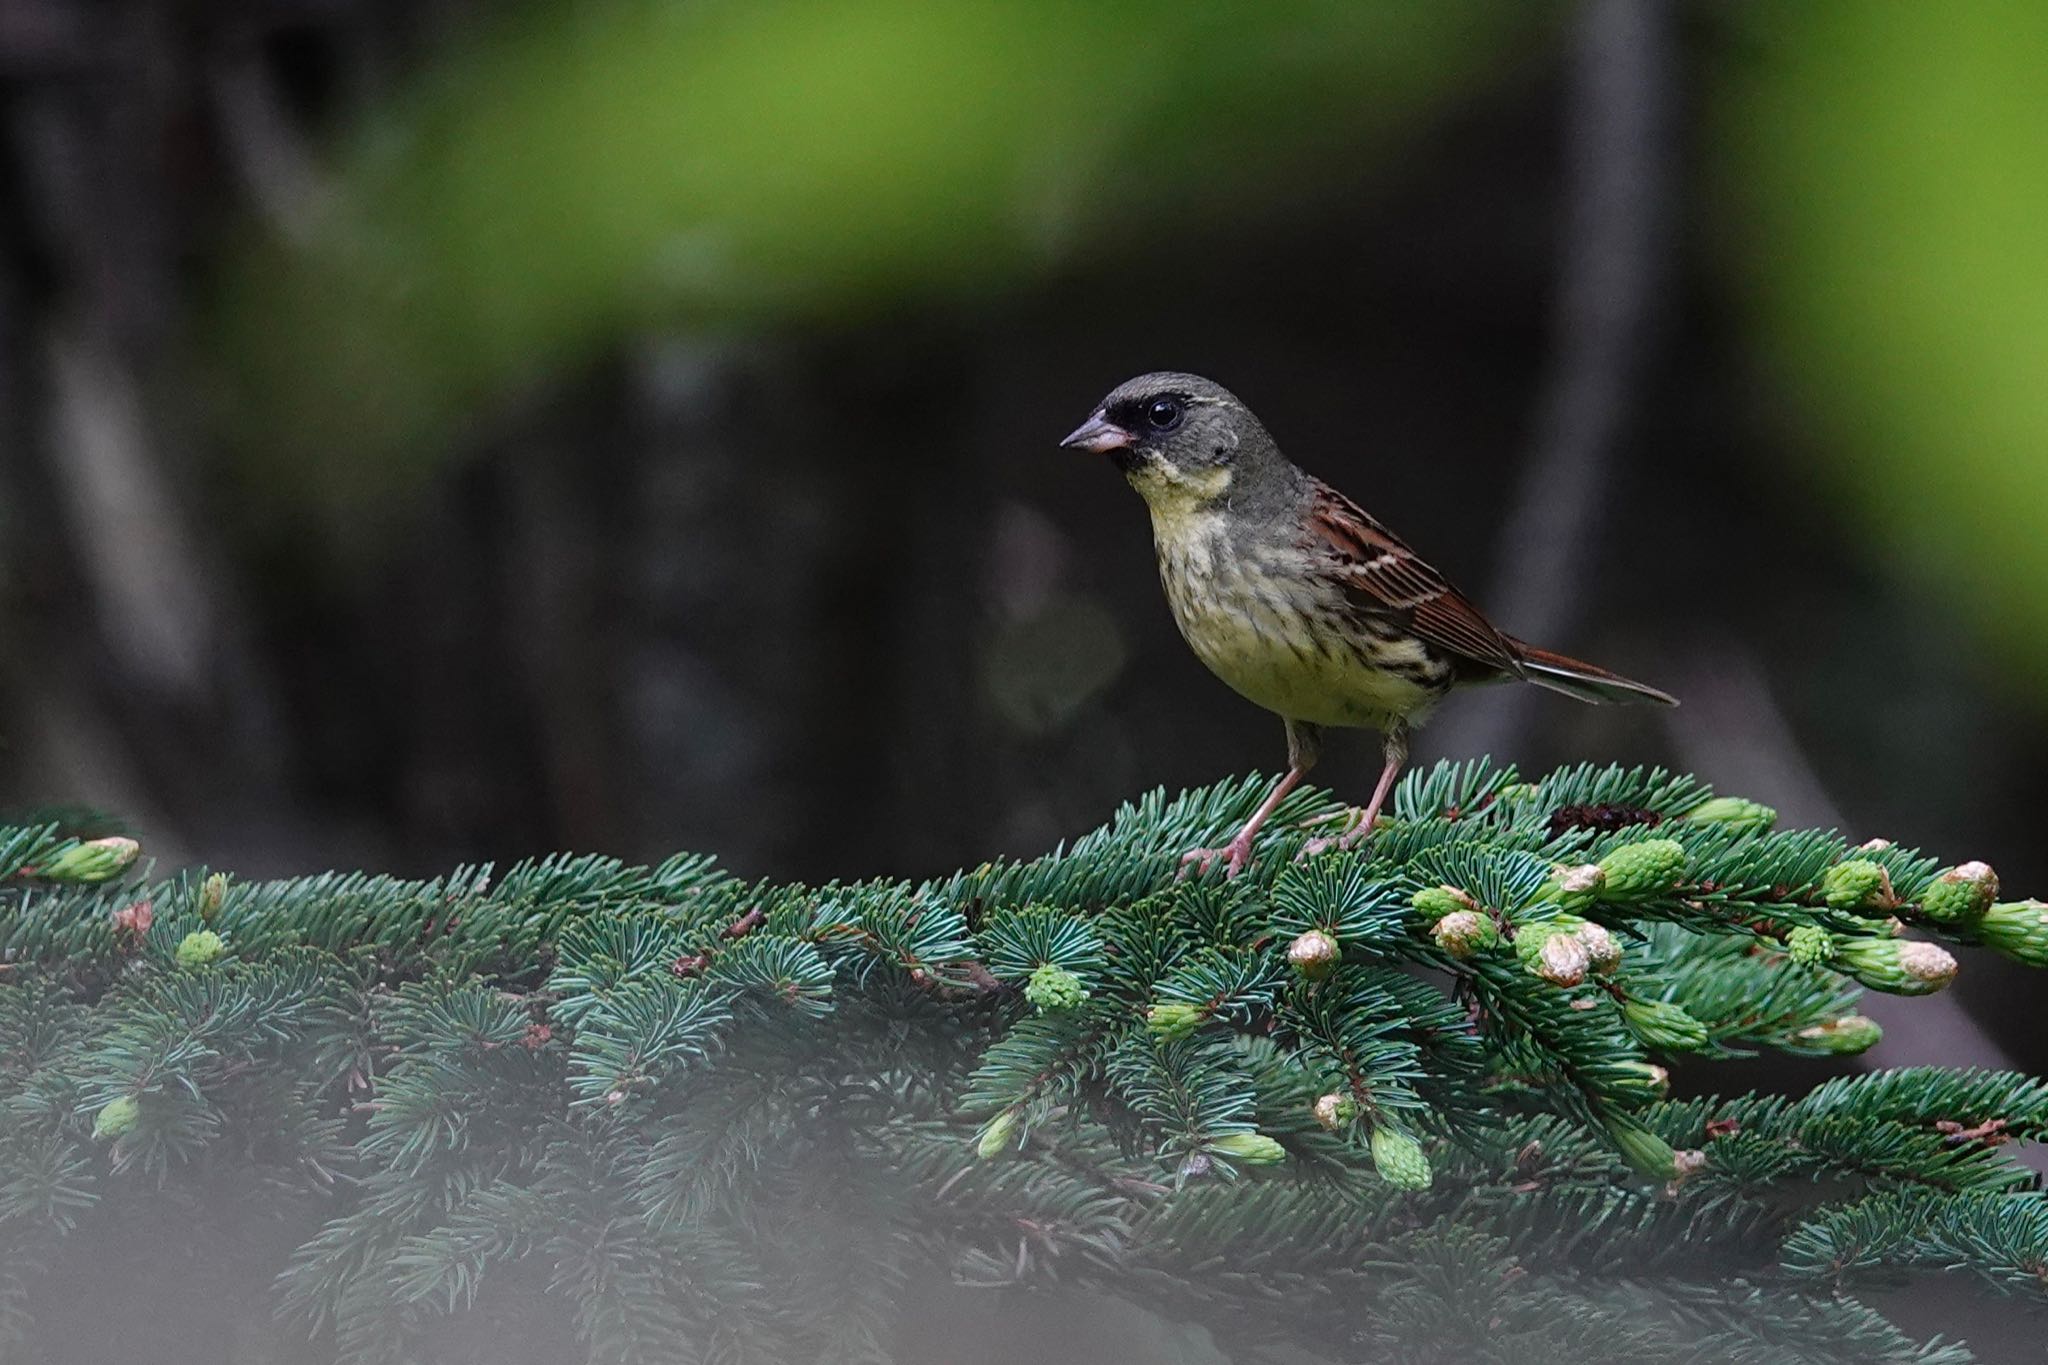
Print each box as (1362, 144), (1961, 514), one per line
(1510, 640), (1677, 707)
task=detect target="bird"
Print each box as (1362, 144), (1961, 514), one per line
(1060, 372), (1675, 878)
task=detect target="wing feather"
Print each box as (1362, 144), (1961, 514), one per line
(1301, 481), (1524, 678)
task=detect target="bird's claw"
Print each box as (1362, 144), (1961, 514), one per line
(1295, 810), (1377, 862)
(1179, 836), (1254, 880)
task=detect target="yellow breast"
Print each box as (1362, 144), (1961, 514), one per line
(1146, 501), (1441, 731)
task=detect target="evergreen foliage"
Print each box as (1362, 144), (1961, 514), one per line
(3, 762), (2047, 1362)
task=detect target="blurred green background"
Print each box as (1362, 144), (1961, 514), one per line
(6, 0), (2048, 1359)
(10, 0), (2048, 1010)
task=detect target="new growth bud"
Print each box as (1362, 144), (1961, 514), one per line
(1210, 1131), (1288, 1166)
(1287, 930), (1340, 980)
(42, 836), (141, 884)
(1835, 936), (1957, 995)
(197, 872), (230, 923)
(1410, 884), (1479, 919)
(1821, 859), (1897, 912)
(1560, 864), (1606, 896)
(1516, 920), (1590, 987)
(1024, 963), (1088, 1012)
(93, 1096), (141, 1142)
(1785, 925), (1836, 966)
(976, 1110), (1020, 1159)
(1535, 933), (1589, 987)
(1596, 839), (1688, 898)
(1793, 1014), (1884, 1055)
(175, 930), (225, 969)
(1684, 795), (1778, 833)
(1312, 1092), (1357, 1131)
(1369, 1125), (1433, 1190)
(1977, 900), (2048, 966)
(1575, 921), (1622, 975)
(1614, 1061), (1671, 1104)
(1919, 862), (1998, 925)
(1146, 1002), (1206, 1041)
(1604, 1117), (1679, 1180)
(1620, 996), (1712, 1052)
(1546, 863), (1607, 913)
(1429, 910), (1497, 959)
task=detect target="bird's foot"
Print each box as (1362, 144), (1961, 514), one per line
(1179, 833), (1255, 880)
(1296, 809), (1378, 861)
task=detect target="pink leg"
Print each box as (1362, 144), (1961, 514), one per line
(1299, 723), (1409, 860)
(1180, 766), (1307, 879)
(1181, 720), (1321, 879)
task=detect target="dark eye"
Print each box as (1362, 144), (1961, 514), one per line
(1145, 396), (1185, 432)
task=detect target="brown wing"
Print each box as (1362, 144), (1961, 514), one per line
(1302, 480), (1525, 679)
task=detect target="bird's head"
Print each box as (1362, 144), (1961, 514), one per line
(1060, 372), (1279, 513)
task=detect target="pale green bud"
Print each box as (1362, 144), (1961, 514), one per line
(1978, 900), (2048, 966)
(42, 836), (140, 884)
(1792, 1014), (1884, 1055)
(1919, 862), (1998, 925)
(1535, 932), (1590, 987)
(1605, 1116), (1678, 1180)
(1621, 996), (1711, 1052)
(197, 872), (230, 923)
(976, 1110), (1020, 1160)
(1597, 839), (1688, 898)
(1429, 910), (1497, 959)
(1613, 1061), (1671, 1104)
(1024, 963), (1088, 1012)
(1684, 796), (1778, 833)
(1411, 884), (1479, 919)
(1514, 914), (1585, 965)
(1369, 1125), (1433, 1190)
(1146, 1002), (1205, 1041)
(175, 930), (225, 969)
(1821, 859), (1896, 912)
(1786, 925), (1836, 966)
(93, 1096), (141, 1142)
(1210, 1131), (1288, 1166)
(1835, 936), (1956, 995)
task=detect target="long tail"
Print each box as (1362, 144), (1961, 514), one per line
(1510, 640), (1677, 707)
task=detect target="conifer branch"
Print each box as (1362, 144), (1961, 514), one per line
(3, 762), (2046, 1360)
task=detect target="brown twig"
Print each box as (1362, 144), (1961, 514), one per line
(722, 906), (766, 940)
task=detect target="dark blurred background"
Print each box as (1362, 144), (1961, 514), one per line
(4, 0), (2048, 1088)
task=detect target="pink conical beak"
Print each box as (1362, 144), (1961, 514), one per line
(1059, 411), (1133, 453)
